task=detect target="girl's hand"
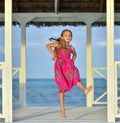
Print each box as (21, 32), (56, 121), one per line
(46, 42), (59, 60)
(72, 47), (77, 61)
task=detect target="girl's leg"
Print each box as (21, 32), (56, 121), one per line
(76, 81), (92, 95)
(59, 92), (66, 118)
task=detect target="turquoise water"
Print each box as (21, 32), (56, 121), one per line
(0, 79), (107, 108)
(13, 79), (107, 107)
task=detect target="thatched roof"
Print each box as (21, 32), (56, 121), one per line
(1, 0), (118, 13)
(0, 0), (120, 27)
(0, 0), (110, 13)
(0, 0), (113, 13)
(26, 22), (86, 27)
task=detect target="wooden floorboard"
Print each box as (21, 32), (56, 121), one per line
(12, 107), (110, 123)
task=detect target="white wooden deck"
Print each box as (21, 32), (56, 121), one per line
(12, 107), (109, 123)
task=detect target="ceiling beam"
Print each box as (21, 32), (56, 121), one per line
(0, 12), (119, 23)
(17, 6), (100, 11)
(14, 0), (19, 12)
(17, 1), (53, 5)
(13, 12), (106, 23)
(100, 0), (104, 12)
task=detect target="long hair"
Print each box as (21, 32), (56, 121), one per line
(49, 29), (72, 57)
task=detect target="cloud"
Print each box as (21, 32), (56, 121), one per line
(95, 41), (106, 48)
(27, 42), (44, 49)
(95, 39), (120, 48)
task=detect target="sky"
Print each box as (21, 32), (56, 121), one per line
(0, 25), (120, 79)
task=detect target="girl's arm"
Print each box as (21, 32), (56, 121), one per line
(72, 47), (77, 61)
(46, 43), (58, 60)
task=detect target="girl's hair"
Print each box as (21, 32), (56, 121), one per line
(49, 29), (72, 47)
(60, 29), (72, 37)
(49, 29), (72, 57)
(49, 37), (61, 42)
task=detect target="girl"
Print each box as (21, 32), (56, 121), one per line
(46, 29), (92, 118)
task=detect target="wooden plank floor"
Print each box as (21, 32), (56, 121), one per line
(13, 107), (108, 123)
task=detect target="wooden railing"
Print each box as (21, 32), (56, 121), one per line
(114, 61), (120, 118)
(0, 62), (21, 118)
(92, 67), (107, 105)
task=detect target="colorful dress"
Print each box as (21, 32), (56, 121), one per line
(54, 46), (80, 92)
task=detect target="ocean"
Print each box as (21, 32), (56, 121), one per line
(0, 79), (107, 109)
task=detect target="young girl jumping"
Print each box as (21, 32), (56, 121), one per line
(46, 29), (92, 118)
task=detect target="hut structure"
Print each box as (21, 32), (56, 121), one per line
(0, 0), (120, 122)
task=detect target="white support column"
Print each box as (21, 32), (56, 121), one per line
(86, 22), (93, 107)
(106, 0), (115, 122)
(2, 0), (13, 122)
(19, 23), (26, 107)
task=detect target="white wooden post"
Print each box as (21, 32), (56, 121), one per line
(86, 22), (93, 107)
(19, 23), (27, 107)
(106, 0), (115, 122)
(2, 0), (13, 122)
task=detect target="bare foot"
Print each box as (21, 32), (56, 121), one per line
(61, 112), (67, 118)
(84, 85), (92, 95)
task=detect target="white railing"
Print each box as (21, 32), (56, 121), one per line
(92, 67), (107, 105)
(114, 61), (120, 118)
(92, 62), (120, 114)
(0, 62), (5, 118)
(0, 63), (21, 119)
(12, 67), (21, 105)
(12, 67), (21, 76)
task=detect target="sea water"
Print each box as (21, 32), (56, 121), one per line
(0, 79), (107, 109)
(13, 79), (107, 107)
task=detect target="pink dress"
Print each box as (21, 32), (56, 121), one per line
(54, 46), (80, 92)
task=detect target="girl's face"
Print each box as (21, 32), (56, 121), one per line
(61, 31), (72, 43)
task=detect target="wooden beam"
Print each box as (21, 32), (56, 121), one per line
(58, 0), (60, 13)
(13, 0), (19, 12)
(0, 0), (120, 13)
(20, 23), (27, 107)
(0, 0), (4, 12)
(86, 22), (93, 107)
(0, 8), (4, 11)
(60, 1), (101, 4)
(17, 8), (54, 12)
(18, 1), (54, 5)
(0, 1), (4, 5)
(3, 0), (12, 122)
(59, 7), (101, 12)
(100, 0), (104, 12)
(115, 0), (120, 2)
(12, 1), (101, 5)
(106, 0), (115, 122)
(19, 6), (100, 10)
